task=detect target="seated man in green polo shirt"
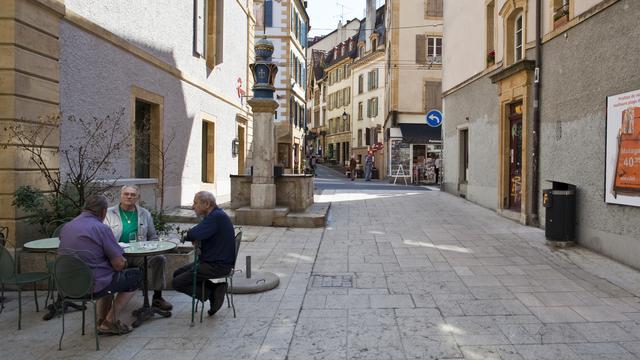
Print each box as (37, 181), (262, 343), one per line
(104, 185), (173, 311)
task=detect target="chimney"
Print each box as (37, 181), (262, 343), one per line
(337, 20), (344, 42)
(365, 0), (376, 51)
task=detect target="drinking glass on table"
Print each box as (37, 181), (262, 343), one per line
(129, 232), (138, 244)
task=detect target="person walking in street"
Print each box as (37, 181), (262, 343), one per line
(435, 155), (442, 184)
(364, 152), (374, 181)
(172, 191), (235, 316)
(349, 155), (357, 181)
(310, 155), (317, 177)
(104, 185), (173, 311)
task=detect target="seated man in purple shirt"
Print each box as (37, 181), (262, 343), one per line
(58, 195), (142, 335)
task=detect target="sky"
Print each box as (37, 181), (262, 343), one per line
(306, 0), (368, 38)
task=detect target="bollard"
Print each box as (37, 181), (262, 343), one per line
(246, 255), (251, 279)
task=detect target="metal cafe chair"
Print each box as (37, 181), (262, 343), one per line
(53, 255), (116, 351)
(191, 230), (242, 324)
(0, 246), (50, 329)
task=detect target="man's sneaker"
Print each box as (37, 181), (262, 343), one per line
(152, 297), (173, 311)
(208, 283), (227, 316)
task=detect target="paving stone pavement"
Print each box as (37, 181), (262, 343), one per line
(4, 185), (640, 359)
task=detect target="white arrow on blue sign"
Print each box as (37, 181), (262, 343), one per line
(426, 109), (443, 127)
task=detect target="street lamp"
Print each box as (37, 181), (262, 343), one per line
(341, 111), (348, 121)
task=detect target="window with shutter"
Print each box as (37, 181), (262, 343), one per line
(365, 128), (371, 145)
(426, 0), (443, 17)
(205, 0), (224, 68)
(427, 37), (442, 64)
(415, 34), (427, 64)
(372, 97), (378, 117)
(424, 81), (442, 112)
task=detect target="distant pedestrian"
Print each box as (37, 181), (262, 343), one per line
(434, 155), (442, 184)
(364, 152), (374, 181)
(310, 155), (317, 176)
(349, 155), (357, 181)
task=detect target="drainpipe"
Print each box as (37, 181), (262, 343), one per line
(532, 0), (542, 225)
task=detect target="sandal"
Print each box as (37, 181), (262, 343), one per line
(115, 320), (132, 334)
(97, 320), (131, 335)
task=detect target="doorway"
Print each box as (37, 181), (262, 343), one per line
(237, 124), (245, 174)
(508, 102), (523, 210)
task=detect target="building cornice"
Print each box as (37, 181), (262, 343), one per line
(351, 50), (385, 69)
(489, 60), (535, 83)
(324, 56), (353, 73)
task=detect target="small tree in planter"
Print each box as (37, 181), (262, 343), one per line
(6, 109), (131, 236)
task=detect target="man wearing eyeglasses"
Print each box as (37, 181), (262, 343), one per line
(104, 185), (173, 311)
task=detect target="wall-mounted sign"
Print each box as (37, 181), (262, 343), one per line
(605, 88), (640, 207)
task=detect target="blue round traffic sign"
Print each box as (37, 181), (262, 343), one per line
(426, 109), (443, 127)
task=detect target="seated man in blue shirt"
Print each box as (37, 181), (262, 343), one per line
(172, 191), (235, 316)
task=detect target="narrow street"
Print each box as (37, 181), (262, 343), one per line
(288, 166), (640, 359)
(5, 168), (640, 360)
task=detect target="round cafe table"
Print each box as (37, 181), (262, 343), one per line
(23, 237), (60, 252)
(124, 241), (177, 327)
(22, 237), (84, 319)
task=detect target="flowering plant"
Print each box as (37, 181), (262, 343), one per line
(487, 49), (496, 63)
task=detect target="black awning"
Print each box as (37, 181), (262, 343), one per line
(399, 123), (442, 144)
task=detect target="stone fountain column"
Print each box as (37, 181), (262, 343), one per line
(235, 38), (281, 226)
(247, 98), (278, 209)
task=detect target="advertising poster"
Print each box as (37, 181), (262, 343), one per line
(605, 88), (640, 206)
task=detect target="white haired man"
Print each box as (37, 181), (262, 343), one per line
(172, 191), (235, 316)
(104, 185), (173, 311)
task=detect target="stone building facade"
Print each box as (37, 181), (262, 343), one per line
(253, 0), (309, 174)
(384, 0), (444, 183)
(442, 0), (640, 268)
(306, 19), (361, 164)
(0, 0), (254, 244)
(351, 1), (386, 177)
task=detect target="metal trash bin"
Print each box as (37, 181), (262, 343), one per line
(543, 181), (576, 242)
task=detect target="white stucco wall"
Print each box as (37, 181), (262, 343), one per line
(444, 0), (608, 92)
(60, 0), (251, 208)
(442, 0), (486, 92)
(396, 0), (442, 113)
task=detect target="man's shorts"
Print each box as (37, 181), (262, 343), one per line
(94, 268), (142, 298)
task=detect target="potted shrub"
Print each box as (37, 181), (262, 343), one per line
(487, 49), (496, 65)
